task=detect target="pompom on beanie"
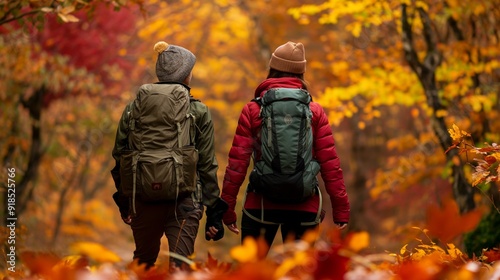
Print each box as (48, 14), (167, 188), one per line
(269, 41), (306, 74)
(154, 41), (196, 83)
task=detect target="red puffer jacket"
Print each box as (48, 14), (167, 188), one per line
(221, 77), (350, 225)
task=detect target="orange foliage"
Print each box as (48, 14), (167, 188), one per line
(425, 198), (483, 243)
(447, 124), (500, 186)
(17, 252), (89, 280)
(3, 226), (499, 280)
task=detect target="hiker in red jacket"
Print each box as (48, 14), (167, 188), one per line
(221, 41), (350, 252)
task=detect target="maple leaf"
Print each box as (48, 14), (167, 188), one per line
(18, 251), (89, 280)
(426, 198), (483, 243)
(51, 255), (90, 280)
(195, 252), (232, 274)
(448, 124), (470, 143)
(472, 164), (490, 186)
(484, 155), (498, 164)
(19, 251), (60, 278)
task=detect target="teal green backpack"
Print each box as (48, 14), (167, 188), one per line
(249, 88), (320, 203)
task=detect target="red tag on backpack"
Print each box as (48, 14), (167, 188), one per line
(152, 183), (162, 190)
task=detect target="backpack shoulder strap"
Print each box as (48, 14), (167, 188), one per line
(251, 97), (264, 117)
(251, 97), (262, 105)
(187, 96), (201, 146)
(190, 96), (201, 103)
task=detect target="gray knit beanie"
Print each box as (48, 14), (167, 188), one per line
(154, 41), (196, 83)
(269, 41), (306, 74)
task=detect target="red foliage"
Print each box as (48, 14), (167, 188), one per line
(312, 244), (350, 280)
(19, 251), (60, 277)
(37, 4), (138, 83)
(483, 248), (500, 263)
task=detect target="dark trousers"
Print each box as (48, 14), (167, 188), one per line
(131, 197), (203, 268)
(241, 209), (319, 254)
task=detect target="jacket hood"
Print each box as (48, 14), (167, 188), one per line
(254, 77), (304, 98)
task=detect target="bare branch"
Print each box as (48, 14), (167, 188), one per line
(418, 7), (442, 70)
(401, 4), (422, 75)
(447, 17), (465, 40)
(0, 9), (40, 26)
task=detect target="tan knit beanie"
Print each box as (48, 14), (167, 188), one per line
(269, 41), (306, 74)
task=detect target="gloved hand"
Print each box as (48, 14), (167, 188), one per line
(205, 198), (229, 241)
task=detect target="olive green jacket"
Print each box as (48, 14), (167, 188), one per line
(111, 83), (220, 208)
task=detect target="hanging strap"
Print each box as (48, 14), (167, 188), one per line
(242, 192), (277, 225)
(131, 153), (140, 216)
(188, 113), (196, 146)
(176, 122), (182, 148)
(241, 186), (323, 226)
(301, 189), (323, 226)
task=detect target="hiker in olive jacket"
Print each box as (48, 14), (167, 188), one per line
(111, 41), (226, 269)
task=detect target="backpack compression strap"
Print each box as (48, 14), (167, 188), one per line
(241, 189), (323, 226)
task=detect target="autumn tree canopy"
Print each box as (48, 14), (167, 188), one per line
(0, 1), (499, 278)
(289, 0), (500, 214)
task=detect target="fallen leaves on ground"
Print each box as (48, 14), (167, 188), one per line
(2, 229), (499, 280)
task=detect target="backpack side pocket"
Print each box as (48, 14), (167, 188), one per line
(119, 150), (140, 197)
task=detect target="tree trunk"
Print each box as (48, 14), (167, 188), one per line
(51, 133), (93, 245)
(401, 4), (475, 213)
(348, 136), (369, 231)
(18, 86), (46, 215)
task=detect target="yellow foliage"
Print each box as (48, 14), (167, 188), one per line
(230, 237), (258, 263)
(415, 0), (429, 11)
(435, 109), (448, 118)
(70, 242), (121, 263)
(347, 231), (370, 252)
(214, 0), (231, 7)
(400, 244), (408, 255)
(446, 244), (465, 259)
(386, 134), (418, 151)
(62, 225), (98, 239)
(205, 99), (231, 113)
(274, 251), (309, 278)
(347, 22), (363, 37)
(448, 124), (471, 143)
(331, 61), (350, 75)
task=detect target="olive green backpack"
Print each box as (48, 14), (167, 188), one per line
(119, 83), (198, 214)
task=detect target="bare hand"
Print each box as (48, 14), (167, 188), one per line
(205, 226), (219, 240)
(122, 215), (132, 225)
(335, 223), (347, 230)
(226, 223), (240, 234)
